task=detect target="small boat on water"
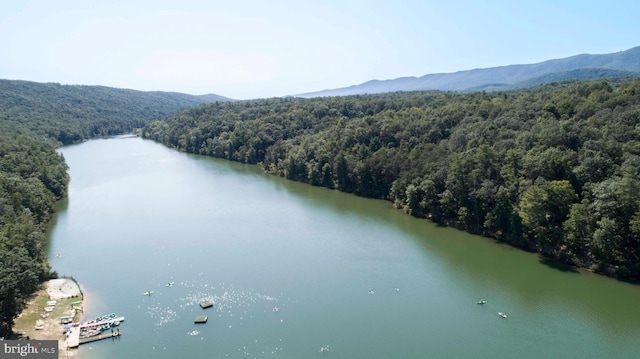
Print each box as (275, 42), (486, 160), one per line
(498, 312), (507, 319)
(143, 291), (153, 296)
(476, 300), (486, 305)
(166, 282), (175, 287)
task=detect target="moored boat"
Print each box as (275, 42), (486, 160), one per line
(79, 315), (125, 329)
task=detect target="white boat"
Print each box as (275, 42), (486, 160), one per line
(35, 320), (45, 330)
(79, 316), (125, 329)
(143, 291), (153, 296)
(498, 312), (507, 318)
(166, 282), (175, 287)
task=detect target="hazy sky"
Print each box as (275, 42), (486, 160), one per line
(2, 0), (638, 99)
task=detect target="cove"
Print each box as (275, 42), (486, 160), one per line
(47, 136), (640, 358)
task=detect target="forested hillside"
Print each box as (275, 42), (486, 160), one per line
(0, 132), (68, 338)
(0, 79), (232, 145)
(0, 79), (228, 338)
(143, 78), (640, 281)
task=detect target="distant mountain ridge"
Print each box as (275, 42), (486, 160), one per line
(297, 46), (640, 97)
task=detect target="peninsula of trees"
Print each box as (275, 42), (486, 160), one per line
(143, 78), (640, 281)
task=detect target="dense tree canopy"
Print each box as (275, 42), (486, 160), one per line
(0, 132), (67, 337)
(0, 79), (226, 145)
(143, 78), (640, 281)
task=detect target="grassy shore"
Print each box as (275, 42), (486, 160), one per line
(12, 278), (84, 356)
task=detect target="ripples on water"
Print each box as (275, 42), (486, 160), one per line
(143, 280), (281, 325)
(145, 304), (179, 327)
(140, 279), (287, 357)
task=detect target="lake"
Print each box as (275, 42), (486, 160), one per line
(47, 136), (640, 358)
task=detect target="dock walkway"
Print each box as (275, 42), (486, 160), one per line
(79, 331), (120, 344)
(66, 316), (125, 348)
(65, 327), (80, 349)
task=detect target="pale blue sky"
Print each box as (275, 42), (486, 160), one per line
(1, 0), (638, 99)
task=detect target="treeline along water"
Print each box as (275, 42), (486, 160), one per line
(143, 79), (640, 279)
(48, 137), (640, 358)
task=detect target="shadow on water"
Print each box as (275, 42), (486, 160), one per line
(44, 198), (69, 255)
(182, 145), (640, 307)
(538, 256), (579, 273)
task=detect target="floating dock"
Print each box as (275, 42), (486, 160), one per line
(79, 331), (120, 345)
(199, 300), (213, 309)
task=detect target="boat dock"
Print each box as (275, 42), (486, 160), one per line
(79, 330), (121, 345)
(79, 316), (124, 328)
(65, 327), (81, 348)
(66, 315), (125, 348)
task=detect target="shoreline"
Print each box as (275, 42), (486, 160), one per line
(13, 277), (86, 356)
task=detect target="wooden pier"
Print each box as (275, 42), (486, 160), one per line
(66, 316), (125, 348)
(65, 327), (80, 348)
(79, 331), (121, 345)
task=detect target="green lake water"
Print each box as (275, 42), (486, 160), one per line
(47, 136), (640, 358)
